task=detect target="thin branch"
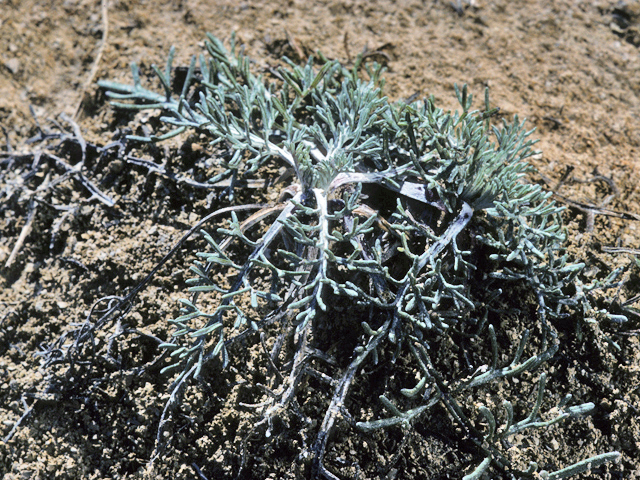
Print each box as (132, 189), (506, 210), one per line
(74, 0), (109, 119)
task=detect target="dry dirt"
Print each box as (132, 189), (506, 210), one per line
(1, 0), (640, 479)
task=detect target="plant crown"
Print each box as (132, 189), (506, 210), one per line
(91, 33), (622, 479)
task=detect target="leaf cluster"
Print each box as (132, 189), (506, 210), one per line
(93, 34), (621, 479)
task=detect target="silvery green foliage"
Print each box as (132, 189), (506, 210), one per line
(98, 34), (619, 479)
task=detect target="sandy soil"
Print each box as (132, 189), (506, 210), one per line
(1, 0), (639, 479)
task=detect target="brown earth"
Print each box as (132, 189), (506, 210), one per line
(1, 0), (639, 479)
